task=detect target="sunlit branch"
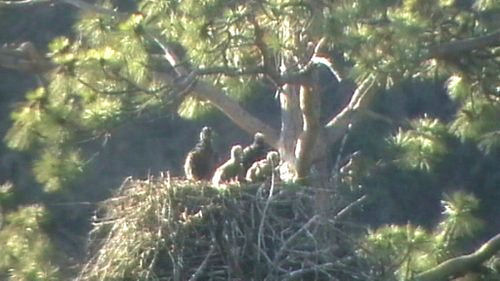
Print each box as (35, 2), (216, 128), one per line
(0, 0), (47, 5)
(196, 66), (265, 77)
(325, 76), (376, 129)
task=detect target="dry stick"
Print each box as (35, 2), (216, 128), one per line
(76, 177), (134, 281)
(188, 245), (216, 281)
(273, 214), (320, 266)
(257, 165), (277, 262)
(330, 123), (352, 184)
(333, 194), (368, 222)
(144, 184), (168, 280)
(282, 262), (335, 281)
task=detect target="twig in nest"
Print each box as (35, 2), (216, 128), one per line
(333, 194), (368, 221)
(188, 244), (215, 281)
(257, 174), (276, 262)
(273, 214), (320, 266)
(282, 262), (335, 280)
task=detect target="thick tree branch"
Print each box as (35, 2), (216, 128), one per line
(295, 85), (321, 181)
(414, 233), (500, 281)
(0, 42), (54, 73)
(278, 84), (302, 169)
(151, 70), (281, 148)
(324, 77), (376, 144)
(192, 80), (280, 148)
(428, 29), (500, 59)
(250, 17), (281, 83)
(196, 65), (265, 77)
(148, 34), (281, 148)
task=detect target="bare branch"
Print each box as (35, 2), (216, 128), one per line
(152, 69), (280, 148)
(0, 42), (54, 73)
(333, 195), (368, 221)
(196, 65), (265, 77)
(192, 80), (281, 148)
(258, 173), (277, 262)
(188, 245), (215, 281)
(428, 29), (500, 59)
(324, 77), (376, 144)
(145, 32), (281, 146)
(0, 0), (49, 6)
(273, 214), (320, 265)
(282, 262), (335, 280)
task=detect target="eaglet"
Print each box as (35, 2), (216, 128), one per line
(184, 126), (216, 181)
(245, 151), (280, 183)
(212, 145), (243, 187)
(241, 132), (268, 172)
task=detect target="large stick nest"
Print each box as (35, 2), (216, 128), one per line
(77, 175), (369, 281)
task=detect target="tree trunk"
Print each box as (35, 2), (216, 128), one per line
(295, 85), (321, 182)
(277, 84), (302, 180)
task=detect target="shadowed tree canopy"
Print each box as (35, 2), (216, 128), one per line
(1, 0), (499, 189)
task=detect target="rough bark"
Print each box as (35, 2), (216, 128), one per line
(324, 77), (377, 144)
(277, 84), (302, 179)
(414, 233), (500, 281)
(295, 85), (321, 181)
(192, 80), (280, 148)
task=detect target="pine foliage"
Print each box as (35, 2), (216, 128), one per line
(0, 205), (60, 281)
(4, 0), (499, 192)
(437, 191), (484, 244)
(362, 192), (489, 281)
(388, 118), (450, 171)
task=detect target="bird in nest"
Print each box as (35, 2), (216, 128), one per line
(245, 151), (280, 183)
(241, 132), (268, 173)
(212, 145), (244, 187)
(184, 126), (216, 181)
